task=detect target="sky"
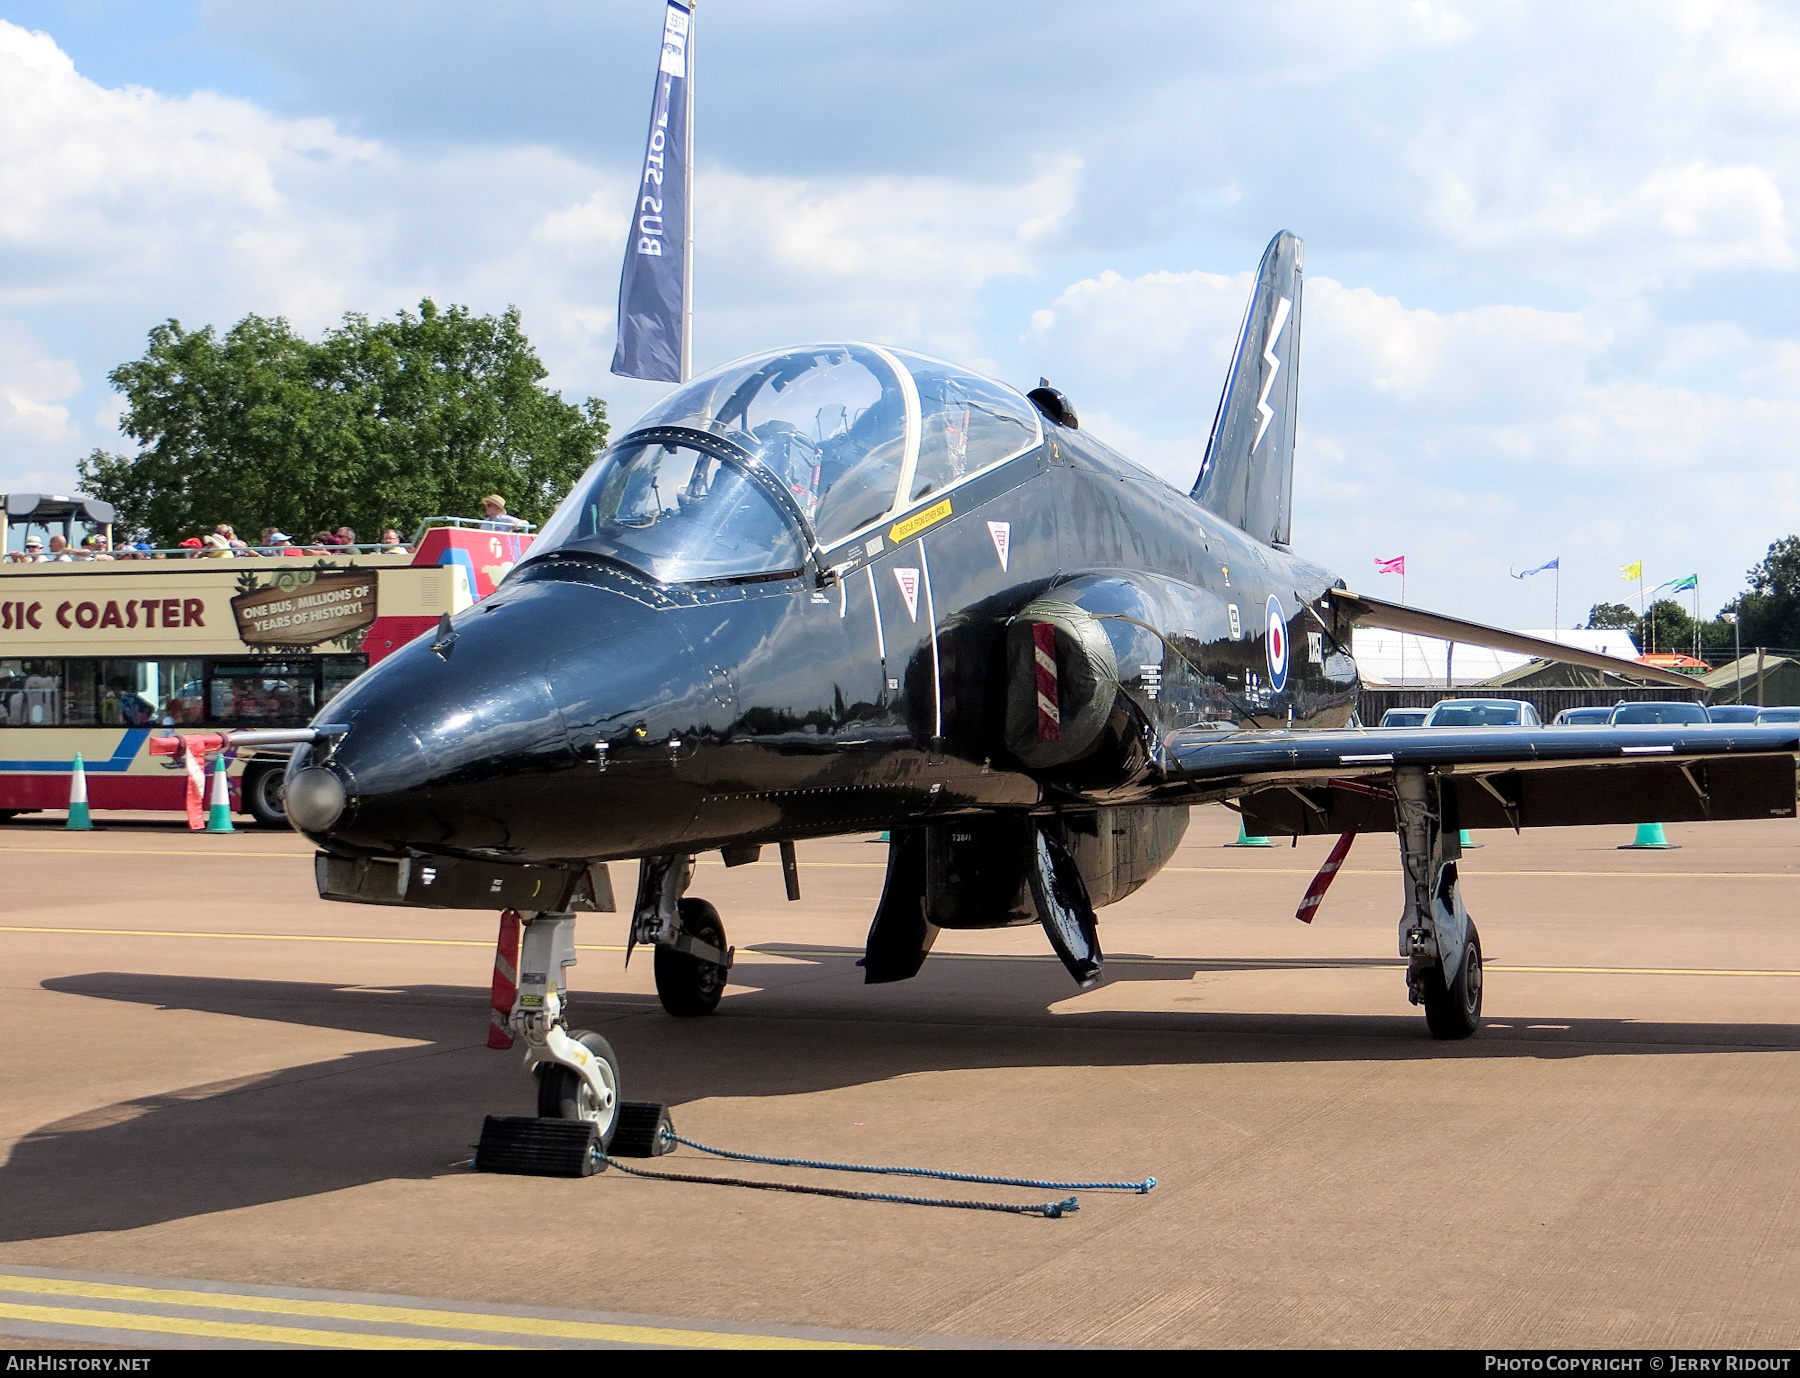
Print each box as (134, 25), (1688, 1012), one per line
(2, 0), (1798, 627)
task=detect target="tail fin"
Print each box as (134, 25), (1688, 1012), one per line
(1191, 230), (1303, 547)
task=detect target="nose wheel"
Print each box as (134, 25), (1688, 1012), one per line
(536, 1030), (622, 1146)
(654, 898), (730, 1017)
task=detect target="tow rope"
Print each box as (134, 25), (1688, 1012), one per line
(591, 1131), (1156, 1220)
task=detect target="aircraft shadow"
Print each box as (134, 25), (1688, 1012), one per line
(7, 954), (1797, 1243)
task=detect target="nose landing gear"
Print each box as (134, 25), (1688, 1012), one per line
(508, 912), (623, 1145)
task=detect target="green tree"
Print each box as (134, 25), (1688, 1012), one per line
(1642, 598), (1695, 658)
(1722, 535), (1800, 651)
(1583, 602), (1641, 633)
(79, 301), (608, 547)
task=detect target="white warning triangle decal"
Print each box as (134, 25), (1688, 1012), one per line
(893, 567), (921, 622)
(987, 520), (1011, 571)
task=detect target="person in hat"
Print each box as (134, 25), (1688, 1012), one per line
(13, 535), (43, 563)
(479, 494), (527, 531)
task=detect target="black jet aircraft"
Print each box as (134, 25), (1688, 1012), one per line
(276, 231), (1799, 1146)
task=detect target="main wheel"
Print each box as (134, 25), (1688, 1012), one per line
(1423, 922), (1483, 1040)
(243, 765), (291, 829)
(654, 898), (728, 1018)
(536, 1030), (622, 1148)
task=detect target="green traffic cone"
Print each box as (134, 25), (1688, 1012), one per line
(1225, 816), (1273, 848)
(65, 752), (92, 831)
(204, 753), (236, 833)
(1459, 829), (1482, 849)
(1619, 822), (1676, 850)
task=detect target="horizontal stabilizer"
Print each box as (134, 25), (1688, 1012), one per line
(1325, 589), (1700, 691)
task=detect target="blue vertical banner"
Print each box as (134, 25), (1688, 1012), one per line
(612, 1), (692, 383)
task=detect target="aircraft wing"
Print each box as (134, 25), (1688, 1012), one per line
(1323, 589), (1699, 690)
(1160, 723), (1800, 834)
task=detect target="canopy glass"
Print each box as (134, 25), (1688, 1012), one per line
(531, 343), (1043, 582)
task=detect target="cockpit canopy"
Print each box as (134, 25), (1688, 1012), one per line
(528, 343), (1043, 583)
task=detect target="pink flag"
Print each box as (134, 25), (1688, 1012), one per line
(1374, 555), (1405, 576)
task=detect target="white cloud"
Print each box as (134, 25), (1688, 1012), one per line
(1023, 262), (1800, 622)
(9, 3), (1800, 627)
(0, 322), (81, 449)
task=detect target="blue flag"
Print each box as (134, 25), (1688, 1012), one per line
(1511, 557), (1560, 579)
(612, 1), (692, 383)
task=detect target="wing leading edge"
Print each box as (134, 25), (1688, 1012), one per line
(1324, 589), (1698, 690)
(1162, 723), (1799, 835)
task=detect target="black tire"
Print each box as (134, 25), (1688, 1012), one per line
(535, 1030), (622, 1148)
(0, 810), (21, 823)
(243, 765), (291, 829)
(654, 898), (728, 1017)
(1423, 922), (1483, 1040)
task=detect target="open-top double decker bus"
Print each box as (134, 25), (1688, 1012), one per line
(0, 510), (531, 825)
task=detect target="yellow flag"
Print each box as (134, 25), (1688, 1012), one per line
(1620, 561), (1642, 581)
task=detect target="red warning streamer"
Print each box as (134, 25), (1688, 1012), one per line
(147, 732), (227, 830)
(1295, 832), (1356, 924)
(1032, 622), (1061, 741)
(488, 908), (521, 1050)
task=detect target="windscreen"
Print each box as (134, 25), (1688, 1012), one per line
(1426, 702), (1522, 727)
(630, 345), (910, 547)
(624, 343), (1044, 550)
(1611, 702), (1708, 724)
(530, 439), (804, 583)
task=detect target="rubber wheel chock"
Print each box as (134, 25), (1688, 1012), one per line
(474, 1115), (603, 1177)
(609, 1102), (676, 1158)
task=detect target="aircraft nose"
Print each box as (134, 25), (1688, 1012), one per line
(294, 568), (709, 860)
(283, 765), (346, 833)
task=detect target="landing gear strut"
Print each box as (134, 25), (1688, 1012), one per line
(507, 912), (621, 1146)
(632, 855), (734, 1017)
(1393, 766), (1483, 1039)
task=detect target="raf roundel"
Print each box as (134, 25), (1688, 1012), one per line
(1265, 595), (1288, 694)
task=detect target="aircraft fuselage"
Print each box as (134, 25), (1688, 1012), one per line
(294, 423), (1355, 867)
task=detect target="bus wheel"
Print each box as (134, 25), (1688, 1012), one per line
(243, 766), (291, 830)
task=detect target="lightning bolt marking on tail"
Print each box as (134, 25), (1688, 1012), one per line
(1253, 295), (1293, 451)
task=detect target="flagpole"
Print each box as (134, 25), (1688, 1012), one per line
(681, 1), (695, 384)
(1554, 565), (1559, 634)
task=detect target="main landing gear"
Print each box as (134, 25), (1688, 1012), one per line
(631, 854), (735, 1017)
(1392, 766), (1483, 1039)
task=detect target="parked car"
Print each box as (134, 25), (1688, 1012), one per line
(1707, 704), (1761, 724)
(1422, 698), (1541, 727)
(1608, 700), (1710, 725)
(1379, 707), (1430, 728)
(1755, 706), (1800, 724)
(1552, 706), (1614, 726)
